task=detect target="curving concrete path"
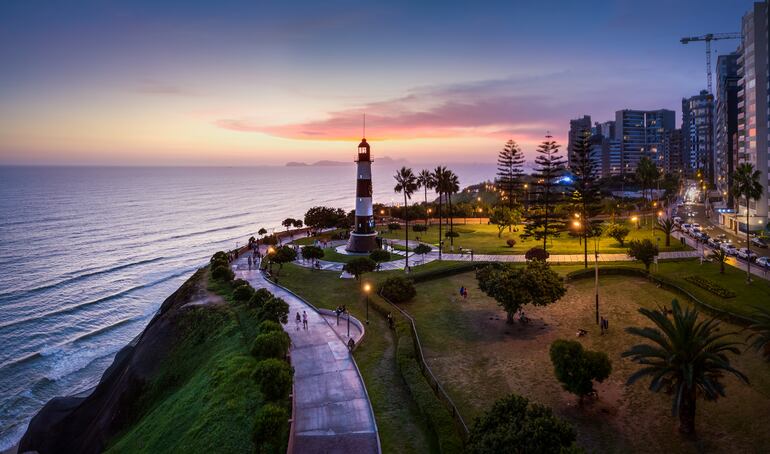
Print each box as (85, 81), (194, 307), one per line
(234, 258), (380, 454)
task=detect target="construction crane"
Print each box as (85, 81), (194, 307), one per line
(681, 32), (741, 93)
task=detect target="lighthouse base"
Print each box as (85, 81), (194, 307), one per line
(346, 232), (378, 253)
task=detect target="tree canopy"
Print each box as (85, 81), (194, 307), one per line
(303, 206), (347, 229)
(522, 135), (567, 251)
(343, 257), (376, 280)
(550, 339), (611, 402)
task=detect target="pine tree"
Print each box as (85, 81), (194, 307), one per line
(496, 140), (525, 210)
(569, 129), (603, 268)
(522, 134), (567, 252)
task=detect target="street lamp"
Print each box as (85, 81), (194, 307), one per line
(363, 282), (371, 325)
(631, 215), (640, 229)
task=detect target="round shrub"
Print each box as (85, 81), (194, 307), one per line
(525, 246), (549, 262)
(369, 249), (391, 263)
(412, 224), (427, 232)
(248, 288), (273, 309)
(211, 264), (234, 282)
(413, 244), (432, 255)
(251, 330), (291, 360)
(258, 297), (290, 324)
(232, 278), (249, 289)
(379, 276), (417, 303)
(258, 320), (284, 334)
(233, 284), (255, 302)
(262, 235), (279, 246)
(445, 231), (459, 238)
(388, 222), (401, 231)
(506, 239), (516, 248)
(210, 251), (228, 263)
(252, 403), (288, 452)
(253, 358), (293, 401)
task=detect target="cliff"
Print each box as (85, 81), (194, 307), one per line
(18, 268), (263, 453)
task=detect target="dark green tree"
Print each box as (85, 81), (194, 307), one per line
(258, 297), (290, 324)
(303, 206), (347, 230)
(522, 134), (567, 252)
(655, 217), (676, 247)
(369, 248), (391, 264)
(732, 163), (764, 283)
(432, 165), (448, 259)
(394, 166), (418, 269)
(438, 168), (461, 249)
(635, 156), (660, 208)
(748, 306), (770, 360)
(343, 257), (376, 280)
(413, 243), (432, 257)
(466, 394), (582, 454)
(569, 129), (602, 268)
(379, 276), (417, 303)
(270, 245), (297, 275)
(709, 248), (728, 274)
(622, 300), (748, 435)
(549, 339), (612, 404)
(252, 403), (289, 453)
(627, 239), (658, 272)
(476, 260), (565, 324)
(251, 330), (291, 360)
(496, 139), (525, 210)
(604, 222), (630, 246)
(489, 206), (514, 238)
(253, 358), (293, 401)
(281, 218), (295, 231)
(300, 245), (324, 265)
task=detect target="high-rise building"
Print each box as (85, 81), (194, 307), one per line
(682, 91), (715, 182)
(733, 1), (769, 231)
(567, 115), (592, 167)
(615, 109), (676, 175)
(715, 53), (740, 208)
(661, 128), (684, 177)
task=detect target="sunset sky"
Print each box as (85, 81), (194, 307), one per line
(0, 0), (754, 166)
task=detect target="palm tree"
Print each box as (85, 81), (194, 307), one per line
(655, 217), (675, 247)
(444, 170), (460, 250)
(747, 306), (770, 360)
(622, 300), (748, 435)
(732, 163), (764, 283)
(394, 167), (418, 270)
(432, 166), (448, 259)
(710, 248), (728, 274)
(416, 169), (435, 229)
(635, 157), (659, 225)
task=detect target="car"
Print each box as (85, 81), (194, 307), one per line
(691, 223), (701, 230)
(757, 256), (770, 268)
(751, 237), (768, 248)
(721, 243), (738, 255)
(736, 248), (758, 261)
(707, 238), (722, 249)
(682, 223), (692, 231)
(673, 216), (683, 224)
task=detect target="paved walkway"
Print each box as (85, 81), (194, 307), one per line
(234, 259), (379, 454)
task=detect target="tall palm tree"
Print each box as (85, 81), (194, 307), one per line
(732, 163), (764, 283)
(394, 167), (418, 270)
(432, 166), (448, 259)
(416, 169), (435, 229)
(709, 248), (728, 274)
(747, 306), (770, 360)
(622, 300), (748, 435)
(444, 170), (460, 249)
(655, 217), (675, 247)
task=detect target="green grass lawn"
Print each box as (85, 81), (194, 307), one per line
(318, 247), (402, 264)
(291, 228), (346, 245)
(379, 220), (690, 255)
(402, 271), (770, 453)
(274, 264), (439, 453)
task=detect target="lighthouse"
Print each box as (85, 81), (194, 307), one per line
(346, 137), (378, 252)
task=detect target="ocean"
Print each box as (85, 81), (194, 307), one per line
(0, 163), (496, 449)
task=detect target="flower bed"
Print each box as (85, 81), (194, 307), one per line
(683, 275), (737, 298)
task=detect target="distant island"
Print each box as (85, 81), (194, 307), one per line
(286, 156), (408, 167)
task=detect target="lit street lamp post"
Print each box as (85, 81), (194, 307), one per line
(363, 282), (371, 325)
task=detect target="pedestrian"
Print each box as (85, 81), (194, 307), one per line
(347, 337), (355, 351)
(459, 286), (464, 297)
(247, 256), (253, 270)
(295, 312), (301, 331)
(387, 312), (394, 329)
(463, 288), (468, 299)
(302, 310), (308, 330)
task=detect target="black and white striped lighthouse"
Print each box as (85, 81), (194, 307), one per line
(346, 136), (378, 252)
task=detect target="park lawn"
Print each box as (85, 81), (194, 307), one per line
(403, 272), (770, 453)
(274, 264), (438, 454)
(291, 228), (346, 245)
(379, 221), (690, 255)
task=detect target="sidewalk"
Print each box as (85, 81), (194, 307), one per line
(234, 259), (380, 454)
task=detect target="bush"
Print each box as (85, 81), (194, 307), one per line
(233, 284), (255, 302)
(251, 330), (291, 360)
(301, 245), (324, 261)
(369, 249), (391, 263)
(262, 235), (279, 246)
(248, 288), (274, 309)
(413, 244), (432, 255)
(210, 251), (228, 263)
(549, 339), (612, 401)
(627, 239), (658, 272)
(258, 320), (284, 334)
(684, 275), (737, 298)
(232, 278), (249, 289)
(379, 276), (417, 303)
(525, 246), (549, 262)
(466, 394), (581, 454)
(258, 297), (290, 324)
(343, 257), (377, 280)
(388, 222), (402, 231)
(506, 238), (516, 248)
(211, 264), (234, 282)
(445, 231), (459, 238)
(253, 358), (293, 401)
(252, 403), (289, 454)
(412, 224), (427, 232)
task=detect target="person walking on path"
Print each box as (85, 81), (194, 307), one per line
(302, 310), (308, 330)
(247, 256), (253, 270)
(295, 312), (301, 331)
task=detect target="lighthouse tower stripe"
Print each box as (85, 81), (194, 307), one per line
(356, 197), (373, 216)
